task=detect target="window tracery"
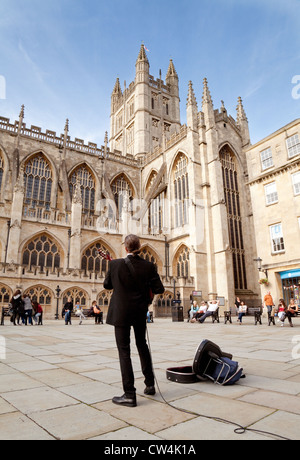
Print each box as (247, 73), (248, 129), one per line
(69, 165), (96, 216)
(23, 155), (52, 218)
(22, 234), (61, 271)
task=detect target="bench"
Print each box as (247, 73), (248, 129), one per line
(1, 307), (12, 325)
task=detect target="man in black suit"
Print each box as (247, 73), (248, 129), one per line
(104, 234), (165, 407)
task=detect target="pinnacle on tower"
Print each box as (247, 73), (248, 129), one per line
(112, 78), (122, 97)
(136, 44), (149, 64)
(166, 59), (178, 79)
(202, 78), (213, 106)
(236, 96), (248, 124)
(187, 81), (198, 108)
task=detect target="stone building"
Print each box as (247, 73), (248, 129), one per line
(246, 119), (300, 307)
(0, 45), (261, 319)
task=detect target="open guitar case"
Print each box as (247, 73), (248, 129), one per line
(166, 339), (244, 385)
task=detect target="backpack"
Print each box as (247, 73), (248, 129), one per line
(205, 356), (245, 386)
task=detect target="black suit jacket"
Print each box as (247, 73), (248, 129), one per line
(104, 255), (165, 327)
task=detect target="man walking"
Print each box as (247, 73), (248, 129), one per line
(104, 234), (165, 407)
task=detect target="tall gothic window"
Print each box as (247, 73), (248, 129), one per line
(220, 145), (247, 290)
(176, 246), (190, 278)
(22, 234), (61, 271)
(23, 155), (52, 218)
(146, 171), (165, 235)
(81, 242), (112, 276)
(69, 166), (95, 215)
(174, 154), (189, 227)
(111, 174), (133, 217)
(0, 155), (4, 194)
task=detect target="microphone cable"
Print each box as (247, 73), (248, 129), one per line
(145, 324), (291, 441)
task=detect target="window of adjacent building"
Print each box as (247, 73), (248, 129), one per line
(286, 134), (300, 158)
(174, 154), (189, 227)
(260, 148), (273, 171)
(292, 171), (300, 195)
(270, 223), (285, 253)
(264, 182), (278, 205)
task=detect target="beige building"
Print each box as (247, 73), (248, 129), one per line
(246, 119), (300, 307)
(0, 45), (261, 319)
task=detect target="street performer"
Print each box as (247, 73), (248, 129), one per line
(104, 234), (165, 407)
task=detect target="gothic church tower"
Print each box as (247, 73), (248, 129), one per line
(110, 45), (181, 157)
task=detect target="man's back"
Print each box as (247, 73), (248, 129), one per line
(104, 255), (164, 326)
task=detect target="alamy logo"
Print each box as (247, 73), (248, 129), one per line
(0, 75), (6, 100)
(292, 75), (300, 100)
(0, 336), (6, 360)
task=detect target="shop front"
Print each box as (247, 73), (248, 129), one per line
(281, 269), (300, 306)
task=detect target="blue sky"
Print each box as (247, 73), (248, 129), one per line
(0, 0), (299, 146)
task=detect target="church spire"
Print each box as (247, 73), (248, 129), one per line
(202, 78), (215, 130)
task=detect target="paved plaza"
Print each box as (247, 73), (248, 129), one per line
(0, 316), (300, 441)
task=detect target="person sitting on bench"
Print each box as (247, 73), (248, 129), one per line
(199, 300), (220, 323)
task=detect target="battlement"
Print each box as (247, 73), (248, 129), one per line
(0, 115), (142, 167)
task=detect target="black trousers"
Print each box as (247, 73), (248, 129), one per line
(114, 321), (154, 397)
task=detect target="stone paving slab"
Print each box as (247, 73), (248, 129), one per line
(0, 317), (300, 440)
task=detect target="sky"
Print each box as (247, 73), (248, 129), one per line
(0, 0), (299, 147)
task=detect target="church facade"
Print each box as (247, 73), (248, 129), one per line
(0, 45), (261, 318)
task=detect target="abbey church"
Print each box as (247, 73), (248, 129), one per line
(0, 45), (268, 318)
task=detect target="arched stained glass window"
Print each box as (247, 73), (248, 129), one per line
(22, 234), (61, 271)
(176, 246), (190, 278)
(23, 155), (52, 218)
(24, 286), (52, 307)
(81, 242), (112, 276)
(69, 166), (96, 215)
(111, 174), (133, 216)
(0, 284), (12, 306)
(62, 287), (88, 307)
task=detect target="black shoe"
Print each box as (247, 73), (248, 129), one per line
(112, 394), (137, 408)
(144, 386), (156, 396)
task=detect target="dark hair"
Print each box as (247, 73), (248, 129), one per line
(13, 289), (21, 297)
(124, 234), (141, 255)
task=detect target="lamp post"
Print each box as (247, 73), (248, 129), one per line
(55, 285), (61, 320)
(254, 257), (268, 279)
